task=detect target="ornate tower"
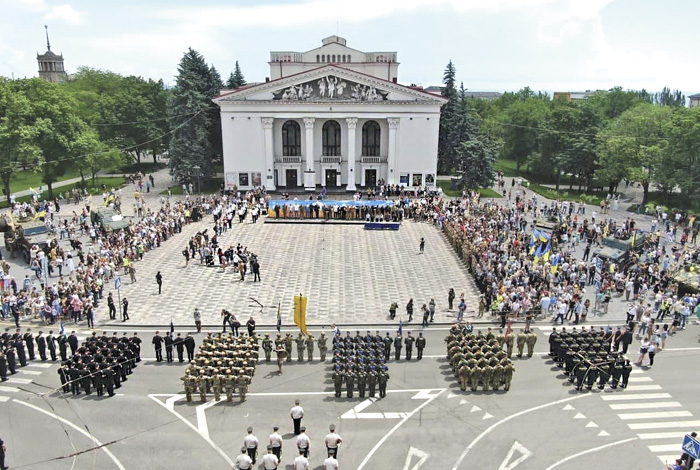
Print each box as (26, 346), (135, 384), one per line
(37, 26), (68, 83)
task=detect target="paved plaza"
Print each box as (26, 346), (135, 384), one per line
(105, 217), (480, 327)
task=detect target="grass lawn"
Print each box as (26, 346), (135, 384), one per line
(625, 193), (699, 215)
(527, 182), (606, 206)
(436, 180), (503, 198)
(0, 176), (127, 209)
(8, 167), (83, 195)
(117, 161), (166, 174)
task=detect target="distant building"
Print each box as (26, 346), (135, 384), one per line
(37, 26), (68, 83)
(553, 90), (596, 101)
(689, 93), (700, 108)
(423, 86), (502, 100)
(213, 36), (446, 191)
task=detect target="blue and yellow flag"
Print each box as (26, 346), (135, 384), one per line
(293, 294), (308, 335)
(542, 242), (552, 262)
(533, 243), (543, 263)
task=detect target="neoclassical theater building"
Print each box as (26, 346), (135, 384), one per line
(213, 36), (446, 192)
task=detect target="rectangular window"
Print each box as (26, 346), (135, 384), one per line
(239, 172), (249, 187)
(412, 174), (423, 187)
(225, 172), (237, 188)
(251, 172), (262, 187)
(400, 173), (409, 186)
(425, 174), (435, 185)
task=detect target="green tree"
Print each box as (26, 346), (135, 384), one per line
(226, 61), (246, 89)
(597, 103), (671, 204)
(437, 60), (458, 172)
(456, 136), (499, 190)
(654, 87), (686, 108)
(499, 94), (549, 174)
(656, 107), (700, 205)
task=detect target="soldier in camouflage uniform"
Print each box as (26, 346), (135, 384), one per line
(295, 333), (306, 362)
(318, 332), (328, 361)
(305, 334), (314, 361)
(284, 333), (293, 362)
(515, 329), (527, 357)
(262, 334), (273, 362)
(525, 330), (537, 358)
(238, 369), (250, 402)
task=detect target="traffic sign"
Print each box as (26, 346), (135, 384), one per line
(595, 258), (603, 271)
(115, 276), (122, 290)
(682, 434), (700, 460)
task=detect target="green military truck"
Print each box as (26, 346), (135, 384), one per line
(90, 208), (131, 233)
(0, 215), (57, 263)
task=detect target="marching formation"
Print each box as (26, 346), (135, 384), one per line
(549, 326), (634, 391)
(331, 331), (396, 399)
(446, 323), (516, 392)
(57, 331), (142, 397)
(180, 332), (259, 402)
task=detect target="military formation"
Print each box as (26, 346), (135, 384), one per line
(1, 328), (38, 382)
(549, 326), (634, 391)
(330, 331), (399, 399)
(180, 332), (259, 402)
(445, 324), (517, 392)
(56, 331), (142, 397)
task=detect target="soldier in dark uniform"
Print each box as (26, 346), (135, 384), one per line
(58, 334), (68, 361)
(68, 332), (79, 356)
(404, 332), (415, 360)
(5, 348), (16, 375)
(383, 333), (392, 361)
(23, 329), (35, 360)
(47, 331), (57, 361)
(574, 362), (587, 391)
(610, 357), (623, 389)
(357, 368), (367, 398)
(378, 369), (389, 398)
(14, 337), (27, 367)
(184, 333), (196, 362)
(152, 332), (163, 362)
(104, 364), (115, 397)
(69, 366), (81, 395)
(164, 332), (174, 362)
(393, 334), (402, 360)
(367, 368), (378, 398)
(345, 368), (355, 398)
(57, 363), (69, 392)
(333, 367), (343, 398)
(0, 352), (7, 382)
(36, 331), (47, 361)
(620, 359), (632, 388)
(174, 333), (185, 362)
(415, 332), (426, 360)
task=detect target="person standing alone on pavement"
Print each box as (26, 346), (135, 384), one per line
(122, 297), (129, 322)
(155, 271), (163, 294)
(419, 237), (425, 254)
(193, 308), (201, 333)
(290, 399), (304, 435)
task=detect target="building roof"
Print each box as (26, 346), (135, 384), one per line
(689, 93), (700, 99)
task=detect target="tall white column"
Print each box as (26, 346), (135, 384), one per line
(387, 118), (400, 186)
(346, 117), (358, 191)
(261, 118), (276, 191)
(303, 117), (316, 190)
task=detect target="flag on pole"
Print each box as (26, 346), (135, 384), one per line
(170, 320), (175, 334)
(542, 242), (552, 262)
(539, 231), (548, 242)
(398, 319), (403, 336)
(293, 293), (308, 335)
(276, 302), (281, 333)
(533, 243), (543, 263)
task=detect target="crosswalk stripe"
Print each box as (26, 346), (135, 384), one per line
(0, 386), (18, 393)
(18, 370), (42, 376)
(609, 402), (682, 410)
(628, 376), (653, 382)
(618, 411), (692, 420)
(658, 455), (681, 464)
(630, 369), (644, 374)
(601, 393), (672, 401)
(6, 378), (32, 384)
(624, 385), (662, 391)
(648, 444), (684, 453)
(0, 396), (9, 403)
(628, 420), (700, 430)
(27, 363), (52, 369)
(637, 432), (688, 440)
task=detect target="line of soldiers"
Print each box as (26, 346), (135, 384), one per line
(445, 324), (515, 392)
(181, 332), (259, 402)
(330, 331), (391, 399)
(260, 332), (330, 365)
(56, 331), (142, 397)
(549, 326), (634, 391)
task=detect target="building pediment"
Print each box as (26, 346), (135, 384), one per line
(213, 65), (446, 105)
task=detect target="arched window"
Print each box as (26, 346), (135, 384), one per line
(362, 121), (381, 157)
(282, 120), (302, 157)
(347, 56), (351, 63)
(322, 120), (341, 156)
(322, 54), (325, 62)
(342, 54), (346, 62)
(332, 54), (336, 62)
(316, 55), (320, 63)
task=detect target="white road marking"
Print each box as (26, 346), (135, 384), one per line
(637, 431), (688, 440)
(6, 377), (32, 384)
(403, 446), (429, 470)
(648, 444), (684, 453)
(356, 389), (446, 470)
(627, 376), (653, 382)
(658, 455), (682, 464)
(542, 437), (638, 470)
(14, 399), (126, 470)
(562, 404), (575, 411)
(0, 396), (9, 402)
(27, 363), (52, 368)
(447, 392), (459, 399)
(628, 420), (700, 430)
(482, 413), (494, 420)
(630, 369), (643, 374)
(195, 398), (225, 439)
(470, 405), (481, 413)
(624, 385), (663, 391)
(451, 394), (592, 470)
(0, 386), (19, 393)
(459, 399), (468, 405)
(574, 413), (586, 419)
(609, 402), (682, 410)
(149, 394), (234, 468)
(586, 422), (598, 428)
(598, 430), (610, 437)
(18, 370), (42, 375)
(618, 411), (692, 420)
(600, 393), (672, 401)
(497, 441), (532, 470)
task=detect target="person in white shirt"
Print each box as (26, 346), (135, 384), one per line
(324, 450), (340, 470)
(261, 445), (280, 470)
(290, 399), (304, 435)
(294, 449), (310, 470)
(269, 425), (283, 460)
(235, 446), (253, 470)
(324, 424), (343, 458)
(296, 426), (310, 457)
(243, 427), (259, 464)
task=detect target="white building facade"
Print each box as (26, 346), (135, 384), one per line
(213, 36), (446, 192)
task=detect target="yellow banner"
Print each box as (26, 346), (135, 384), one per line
(293, 294), (308, 335)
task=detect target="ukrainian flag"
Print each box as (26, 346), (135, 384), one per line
(542, 242), (552, 262)
(533, 244), (543, 263)
(539, 231), (549, 242)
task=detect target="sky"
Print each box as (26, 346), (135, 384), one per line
(1, 0), (699, 96)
